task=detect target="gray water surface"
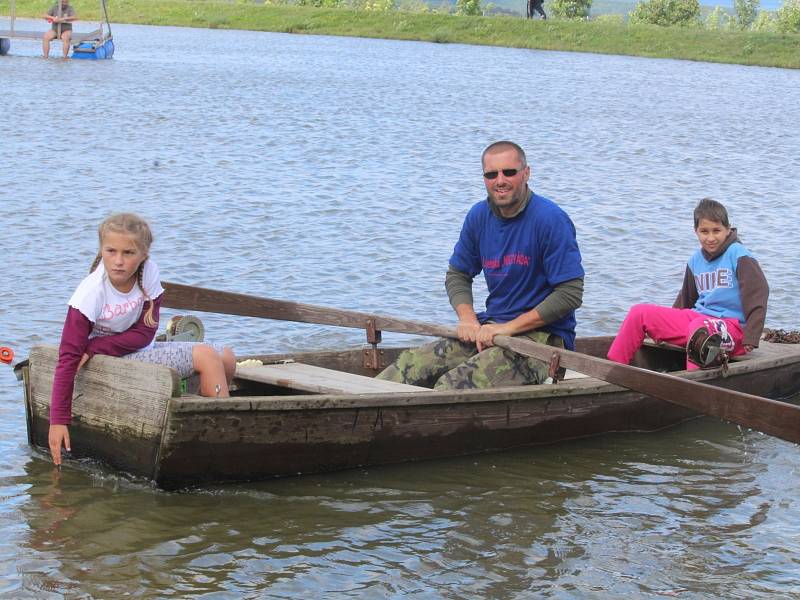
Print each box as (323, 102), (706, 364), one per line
(2, 22), (800, 598)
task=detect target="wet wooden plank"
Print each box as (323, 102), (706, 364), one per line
(235, 362), (428, 394)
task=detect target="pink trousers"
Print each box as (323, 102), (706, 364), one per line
(606, 304), (745, 370)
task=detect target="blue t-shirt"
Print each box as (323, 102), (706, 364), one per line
(449, 192), (584, 349)
(688, 242), (751, 323)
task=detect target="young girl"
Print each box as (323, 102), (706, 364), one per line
(49, 213), (236, 466)
(606, 198), (769, 370)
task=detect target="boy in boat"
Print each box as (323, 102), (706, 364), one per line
(42, 0), (77, 58)
(606, 198), (769, 369)
(377, 141), (585, 389)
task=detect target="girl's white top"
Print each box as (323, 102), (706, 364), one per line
(68, 259), (164, 348)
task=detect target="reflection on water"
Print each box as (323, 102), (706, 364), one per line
(2, 21), (800, 597)
(7, 416), (799, 597)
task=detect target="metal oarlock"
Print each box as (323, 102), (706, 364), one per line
(0, 347), (14, 365)
(548, 351), (562, 383)
(363, 319), (384, 370)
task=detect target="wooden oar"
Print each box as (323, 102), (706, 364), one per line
(161, 282), (800, 445)
(161, 281), (454, 338)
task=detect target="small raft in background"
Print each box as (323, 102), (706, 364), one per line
(0, 0), (114, 58)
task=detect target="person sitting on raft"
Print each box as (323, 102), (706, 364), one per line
(42, 0), (77, 58)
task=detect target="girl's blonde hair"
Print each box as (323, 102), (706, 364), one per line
(90, 213), (157, 327)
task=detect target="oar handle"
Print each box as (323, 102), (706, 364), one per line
(161, 281), (457, 339)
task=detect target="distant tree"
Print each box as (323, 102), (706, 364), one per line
(396, 0), (430, 10)
(456, 0), (482, 15)
(349, 0), (396, 9)
(434, 0), (452, 12)
(733, 0), (759, 28)
(629, 0), (700, 26)
(297, 0), (344, 6)
(750, 9), (776, 29)
(775, 0), (800, 31)
(364, 0), (396, 9)
(550, 0), (592, 19)
(705, 5), (733, 29)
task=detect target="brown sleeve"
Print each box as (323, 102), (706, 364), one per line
(672, 266), (698, 309)
(738, 256), (769, 347)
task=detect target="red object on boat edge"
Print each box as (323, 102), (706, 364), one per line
(0, 347), (13, 364)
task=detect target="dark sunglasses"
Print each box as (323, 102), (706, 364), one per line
(483, 168), (522, 180)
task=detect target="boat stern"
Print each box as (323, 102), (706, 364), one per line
(23, 345), (180, 479)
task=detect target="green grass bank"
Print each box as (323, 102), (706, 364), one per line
(5, 0), (800, 68)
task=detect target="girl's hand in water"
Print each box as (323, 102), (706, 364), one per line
(48, 424), (71, 466)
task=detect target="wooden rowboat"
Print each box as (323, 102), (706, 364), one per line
(16, 335), (800, 489)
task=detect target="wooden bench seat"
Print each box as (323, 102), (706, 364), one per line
(0, 28), (103, 43)
(562, 370), (588, 380)
(235, 362), (429, 395)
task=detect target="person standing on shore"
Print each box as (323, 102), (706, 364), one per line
(527, 0), (547, 19)
(42, 0), (77, 58)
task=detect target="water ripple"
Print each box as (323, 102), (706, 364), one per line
(2, 21), (800, 598)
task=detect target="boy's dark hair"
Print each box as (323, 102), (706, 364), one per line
(694, 198), (729, 228)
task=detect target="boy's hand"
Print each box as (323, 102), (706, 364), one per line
(48, 424), (71, 466)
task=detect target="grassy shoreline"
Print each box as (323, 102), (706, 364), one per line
(6, 0), (800, 68)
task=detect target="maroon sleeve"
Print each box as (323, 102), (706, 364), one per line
(50, 307), (93, 425)
(672, 266), (698, 309)
(738, 256), (769, 347)
(85, 295), (162, 358)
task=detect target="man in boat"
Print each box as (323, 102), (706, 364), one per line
(42, 0), (77, 58)
(377, 140), (584, 389)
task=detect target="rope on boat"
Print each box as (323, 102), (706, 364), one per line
(763, 328), (800, 344)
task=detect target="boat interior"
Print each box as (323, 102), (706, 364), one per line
(227, 337), (699, 398)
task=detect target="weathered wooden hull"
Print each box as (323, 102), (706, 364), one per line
(19, 338), (800, 489)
